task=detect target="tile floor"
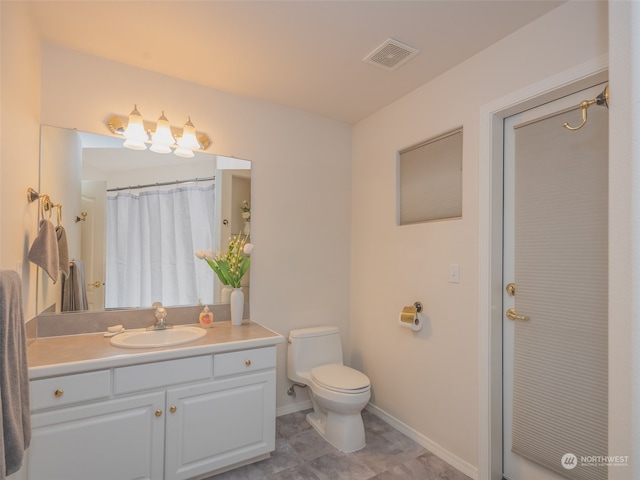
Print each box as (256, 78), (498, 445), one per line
(208, 409), (472, 480)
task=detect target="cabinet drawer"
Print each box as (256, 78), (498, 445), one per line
(214, 346), (276, 378)
(30, 370), (111, 411)
(114, 355), (213, 395)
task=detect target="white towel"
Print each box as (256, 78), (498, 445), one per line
(28, 220), (59, 283)
(0, 271), (31, 479)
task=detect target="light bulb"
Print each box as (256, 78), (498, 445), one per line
(177, 117), (201, 150)
(123, 104), (147, 150)
(150, 111), (175, 153)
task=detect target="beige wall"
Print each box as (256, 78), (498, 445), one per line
(1, 4), (40, 477)
(350, 0), (608, 474)
(0, 1), (42, 320)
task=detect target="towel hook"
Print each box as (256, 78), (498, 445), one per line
(563, 84), (609, 131)
(27, 188), (58, 221)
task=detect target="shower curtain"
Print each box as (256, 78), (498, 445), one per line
(105, 183), (216, 309)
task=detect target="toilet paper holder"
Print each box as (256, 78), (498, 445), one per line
(399, 301), (423, 331)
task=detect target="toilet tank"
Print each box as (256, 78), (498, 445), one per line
(287, 326), (343, 384)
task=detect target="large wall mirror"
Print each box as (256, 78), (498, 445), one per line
(36, 125), (251, 315)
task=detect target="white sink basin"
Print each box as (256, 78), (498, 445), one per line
(110, 326), (207, 349)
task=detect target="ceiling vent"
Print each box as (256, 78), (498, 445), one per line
(363, 38), (419, 71)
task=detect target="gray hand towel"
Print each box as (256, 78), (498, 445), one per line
(61, 260), (88, 312)
(56, 225), (70, 278)
(0, 271), (31, 479)
(28, 220), (59, 284)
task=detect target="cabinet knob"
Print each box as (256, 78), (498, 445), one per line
(170, 405), (177, 413)
(245, 359), (252, 367)
(54, 388), (64, 398)
(155, 409), (163, 417)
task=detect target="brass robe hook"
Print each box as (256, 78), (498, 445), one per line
(563, 85), (609, 131)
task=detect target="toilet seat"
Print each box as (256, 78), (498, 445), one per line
(311, 364), (370, 394)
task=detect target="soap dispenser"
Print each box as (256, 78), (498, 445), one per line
(199, 305), (214, 328)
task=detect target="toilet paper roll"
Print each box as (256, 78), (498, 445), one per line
(399, 306), (422, 331)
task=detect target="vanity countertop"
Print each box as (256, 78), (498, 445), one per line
(28, 320), (285, 379)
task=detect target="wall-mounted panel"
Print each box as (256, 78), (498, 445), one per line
(398, 129), (463, 224)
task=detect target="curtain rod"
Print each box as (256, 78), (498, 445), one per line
(107, 176), (215, 192)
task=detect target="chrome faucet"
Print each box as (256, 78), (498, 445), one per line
(148, 302), (173, 330)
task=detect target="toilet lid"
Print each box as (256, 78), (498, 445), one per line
(311, 364), (370, 393)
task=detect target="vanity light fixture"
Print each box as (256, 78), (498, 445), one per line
(105, 105), (212, 155)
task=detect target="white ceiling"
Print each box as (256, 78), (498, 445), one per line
(26, 0), (565, 125)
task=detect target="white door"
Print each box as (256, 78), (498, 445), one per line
(503, 84), (608, 480)
(28, 392), (165, 480)
(81, 180), (107, 310)
(165, 371), (275, 480)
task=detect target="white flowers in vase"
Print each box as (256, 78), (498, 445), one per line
(195, 233), (253, 289)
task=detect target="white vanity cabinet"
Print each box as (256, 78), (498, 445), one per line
(27, 345), (278, 480)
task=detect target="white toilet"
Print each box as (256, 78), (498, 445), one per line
(287, 326), (371, 452)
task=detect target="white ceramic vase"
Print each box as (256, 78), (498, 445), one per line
(230, 288), (244, 326)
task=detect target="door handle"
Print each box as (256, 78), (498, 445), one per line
(88, 281), (103, 288)
(506, 308), (529, 321)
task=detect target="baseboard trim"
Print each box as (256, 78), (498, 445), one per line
(365, 403), (478, 480)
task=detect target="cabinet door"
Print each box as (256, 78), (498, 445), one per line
(28, 391), (165, 480)
(165, 371), (276, 480)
